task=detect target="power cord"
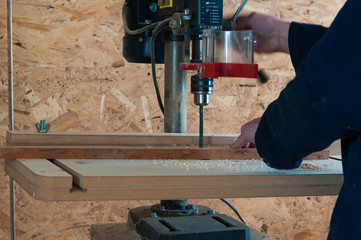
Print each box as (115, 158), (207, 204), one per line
(150, 18), (171, 115)
(122, 3), (169, 115)
(220, 198), (248, 226)
(231, 0), (248, 22)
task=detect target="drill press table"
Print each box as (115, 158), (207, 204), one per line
(3, 131), (343, 201)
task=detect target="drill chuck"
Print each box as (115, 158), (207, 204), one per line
(191, 74), (213, 106)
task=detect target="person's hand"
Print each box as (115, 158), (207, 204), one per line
(230, 117), (261, 149)
(236, 12), (290, 53)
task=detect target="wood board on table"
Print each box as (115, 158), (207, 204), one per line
(2, 131), (330, 160)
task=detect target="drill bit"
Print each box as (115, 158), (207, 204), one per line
(199, 105), (204, 148)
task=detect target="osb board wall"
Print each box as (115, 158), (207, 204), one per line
(0, 0), (344, 239)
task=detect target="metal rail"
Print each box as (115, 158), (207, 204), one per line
(7, 0), (16, 239)
(7, 0), (13, 128)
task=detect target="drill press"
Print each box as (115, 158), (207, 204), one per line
(122, 1), (258, 239)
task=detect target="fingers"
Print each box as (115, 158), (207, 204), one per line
(230, 134), (249, 149)
(231, 117), (261, 149)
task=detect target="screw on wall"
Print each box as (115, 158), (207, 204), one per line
(35, 120), (50, 133)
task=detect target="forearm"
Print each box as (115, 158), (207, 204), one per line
(277, 20), (290, 54)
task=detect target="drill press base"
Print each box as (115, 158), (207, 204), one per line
(129, 205), (250, 240)
(90, 222), (274, 240)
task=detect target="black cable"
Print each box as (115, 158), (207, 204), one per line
(150, 18), (171, 115)
(231, 0), (248, 22)
(122, 2), (170, 115)
(220, 198), (248, 226)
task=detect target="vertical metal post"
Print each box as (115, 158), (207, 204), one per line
(7, 0), (16, 239)
(161, 34), (189, 217)
(163, 39), (187, 133)
(10, 180), (15, 240)
(7, 0), (13, 129)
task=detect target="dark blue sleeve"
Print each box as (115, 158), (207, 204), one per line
(288, 22), (328, 71)
(255, 0), (361, 169)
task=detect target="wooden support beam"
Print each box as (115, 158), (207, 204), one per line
(0, 146), (329, 160)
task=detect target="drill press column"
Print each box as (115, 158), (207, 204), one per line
(163, 33), (187, 133)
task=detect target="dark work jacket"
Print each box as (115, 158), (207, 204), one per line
(255, 0), (361, 239)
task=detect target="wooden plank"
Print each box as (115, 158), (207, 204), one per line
(4, 159), (73, 189)
(4, 159), (343, 201)
(54, 159), (342, 189)
(0, 146), (259, 160)
(0, 146), (329, 160)
(9, 183), (343, 201)
(328, 139), (341, 155)
(4, 159), (73, 201)
(6, 131), (238, 146)
(5, 160), (343, 201)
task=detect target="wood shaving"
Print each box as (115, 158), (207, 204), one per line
(152, 159), (268, 172)
(152, 159), (340, 173)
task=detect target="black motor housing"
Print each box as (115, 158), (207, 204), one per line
(122, 0), (165, 63)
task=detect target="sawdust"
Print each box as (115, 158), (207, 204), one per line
(152, 159), (340, 173)
(152, 159), (265, 172)
(300, 161), (337, 171)
(300, 162), (323, 171)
